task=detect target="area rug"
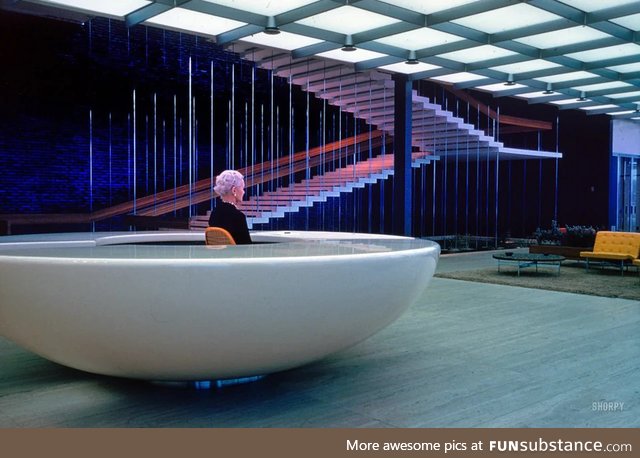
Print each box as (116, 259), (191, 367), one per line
(435, 263), (640, 301)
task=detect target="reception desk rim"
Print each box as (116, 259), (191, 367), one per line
(0, 230), (440, 381)
(0, 230), (436, 263)
(0, 229), (412, 246)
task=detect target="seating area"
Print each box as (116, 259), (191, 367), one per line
(579, 231), (640, 275)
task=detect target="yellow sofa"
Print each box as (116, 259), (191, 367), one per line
(580, 231), (640, 274)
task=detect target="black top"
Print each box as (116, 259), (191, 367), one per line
(492, 253), (565, 262)
(208, 201), (252, 245)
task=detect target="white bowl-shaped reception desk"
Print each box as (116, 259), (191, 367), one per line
(0, 231), (439, 381)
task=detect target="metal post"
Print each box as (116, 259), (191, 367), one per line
(392, 74), (412, 236)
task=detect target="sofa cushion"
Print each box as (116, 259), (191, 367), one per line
(587, 231), (640, 259)
(579, 251), (635, 261)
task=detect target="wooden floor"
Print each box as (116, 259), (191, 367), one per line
(1, 249), (638, 427)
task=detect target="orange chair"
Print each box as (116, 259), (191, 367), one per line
(204, 227), (236, 246)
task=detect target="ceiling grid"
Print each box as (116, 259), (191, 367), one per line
(4, 0), (640, 120)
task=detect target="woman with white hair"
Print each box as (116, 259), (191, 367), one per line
(207, 169), (252, 244)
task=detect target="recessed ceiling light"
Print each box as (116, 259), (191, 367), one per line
(263, 16), (280, 35)
(406, 50), (419, 65)
(342, 35), (356, 52)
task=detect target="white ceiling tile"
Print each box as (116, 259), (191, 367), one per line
(241, 31), (323, 51)
(611, 13), (640, 31)
(202, 0), (318, 16)
(438, 45), (517, 64)
(608, 110), (639, 115)
(516, 91), (563, 99)
(572, 81), (633, 91)
(379, 62), (441, 74)
(608, 90), (640, 99)
(38, 0), (150, 16)
(550, 98), (591, 105)
(476, 82), (528, 92)
(608, 62), (640, 73)
(536, 71), (599, 83)
(430, 72), (487, 83)
(375, 28), (464, 51)
(145, 8), (246, 36)
(557, 0), (640, 13)
(565, 43), (640, 63)
(515, 26), (611, 49)
(452, 4), (560, 34)
(316, 48), (388, 64)
(490, 59), (562, 74)
(581, 104), (619, 110)
(377, 0), (480, 16)
(295, 5), (399, 35)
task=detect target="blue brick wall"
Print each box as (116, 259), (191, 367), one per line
(0, 11), (362, 224)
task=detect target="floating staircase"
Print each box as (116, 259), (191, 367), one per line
(236, 45), (560, 161)
(188, 45), (563, 229)
(61, 46), (561, 230)
(190, 150), (435, 230)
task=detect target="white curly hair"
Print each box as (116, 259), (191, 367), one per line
(214, 170), (244, 197)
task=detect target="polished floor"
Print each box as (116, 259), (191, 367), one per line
(1, 249), (638, 427)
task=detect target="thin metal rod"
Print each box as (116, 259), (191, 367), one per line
(554, 115), (559, 221)
(495, 106), (500, 248)
(188, 56), (193, 216)
(214, 60), (215, 207)
(89, 109), (93, 215)
(173, 95), (177, 214)
(154, 92), (157, 212)
(133, 90), (137, 215)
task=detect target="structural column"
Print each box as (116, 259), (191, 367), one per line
(393, 73), (412, 236)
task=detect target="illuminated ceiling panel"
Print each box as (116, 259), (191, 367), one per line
(145, 8), (245, 36)
(608, 91), (640, 99)
(536, 71), (599, 83)
(430, 72), (486, 84)
(558, 0), (640, 12)
(572, 81), (633, 92)
(37, 0), (150, 16)
(565, 43), (640, 63)
(316, 48), (388, 64)
(452, 3), (560, 34)
(375, 28), (464, 51)
(515, 26), (611, 48)
(490, 60), (561, 74)
(608, 62), (640, 73)
(550, 98), (591, 105)
(516, 91), (564, 99)
(379, 62), (441, 74)
(581, 104), (619, 110)
(476, 82), (528, 92)
(378, 0), (480, 15)
(201, 0), (318, 16)
(438, 45), (517, 64)
(608, 110), (639, 115)
(295, 5), (399, 35)
(611, 13), (640, 30)
(241, 31), (322, 51)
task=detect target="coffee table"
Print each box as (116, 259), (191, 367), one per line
(492, 252), (565, 276)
